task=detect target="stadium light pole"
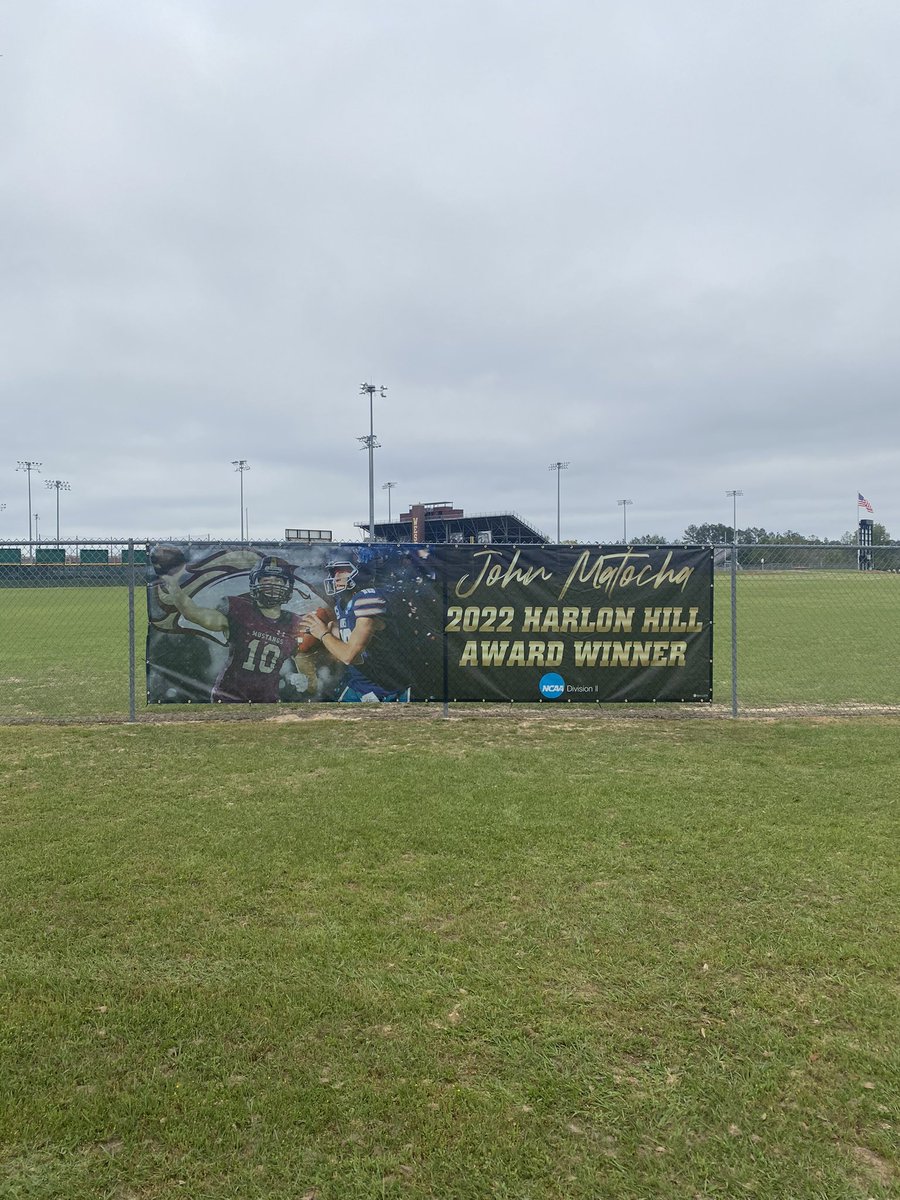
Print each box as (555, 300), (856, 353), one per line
(232, 460), (250, 543)
(17, 461), (42, 544)
(360, 384), (387, 541)
(382, 480), (397, 523)
(617, 498), (633, 543)
(34, 512), (40, 543)
(45, 479), (70, 546)
(549, 461), (569, 543)
(726, 489), (743, 543)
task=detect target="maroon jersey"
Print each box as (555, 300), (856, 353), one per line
(213, 594), (304, 703)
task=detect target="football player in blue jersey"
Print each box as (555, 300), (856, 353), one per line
(298, 557), (412, 702)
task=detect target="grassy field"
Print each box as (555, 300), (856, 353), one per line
(1, 571), (899, 719)
(0, 587), (132, 719)
(1, 717), (898, 1198)
(727, 570), (900, 708)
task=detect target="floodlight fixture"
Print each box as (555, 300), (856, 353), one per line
(45, 479), (71, 546)
(549, 461), (570, 543)
(232, 460), (250, 542)
(360, 383), (387, 540)
(617, 498), (633, 543)
(382, 480), (398, 523)
(17, 461), (42, 543)
(726, 489), (743, 543)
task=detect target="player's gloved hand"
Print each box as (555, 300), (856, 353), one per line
(287, 673), (310, 693)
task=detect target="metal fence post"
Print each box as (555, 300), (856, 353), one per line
(730, 541), (739, 717)
(442, 558), (450, 718)
(128, 539), (136, 722)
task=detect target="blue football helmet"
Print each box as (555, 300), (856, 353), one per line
(324, 560), (359, 596)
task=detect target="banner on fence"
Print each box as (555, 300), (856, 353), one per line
(146, 543), (713, 704)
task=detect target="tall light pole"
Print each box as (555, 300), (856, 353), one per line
(360, 384), (386, 541)
(549, 462), (569, 543)
(726, 489), (743, 543)
(17, 461), (42, 543)
(45, 479), (70, 546)
(382, 480), (397, 523)
(232, 460), (250, 543)
(617, 498), (633, 543)
(34, 512), (40, 543)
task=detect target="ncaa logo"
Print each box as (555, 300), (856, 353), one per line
(539, 672), (565, 700)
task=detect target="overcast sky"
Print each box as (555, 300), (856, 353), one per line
(2, 0), (898, 544)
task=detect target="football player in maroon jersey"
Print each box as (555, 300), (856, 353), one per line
(159, 555), (318, 703)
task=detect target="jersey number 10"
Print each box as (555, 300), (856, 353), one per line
(241, 639), (280, 673)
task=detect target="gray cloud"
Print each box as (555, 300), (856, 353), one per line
(3, 0), (898, 543)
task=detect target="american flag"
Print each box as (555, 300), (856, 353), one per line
(858, 492), (874, 513)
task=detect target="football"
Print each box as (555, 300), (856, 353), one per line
(296, 607), (332, 654)
(150, 544), (187, 578)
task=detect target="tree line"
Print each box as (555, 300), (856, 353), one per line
(678, 522), (894, 546)
(620, 524), (898, 569)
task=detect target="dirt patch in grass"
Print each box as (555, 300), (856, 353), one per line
(4, 699), (900, 729)
(849, 1144), (895, 1188)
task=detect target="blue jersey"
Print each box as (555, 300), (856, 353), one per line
(335, 587), (410, 698)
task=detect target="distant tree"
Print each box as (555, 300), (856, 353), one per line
(770, 530), (822, 545)
(683, 523), (732, 544)
(629, 533), (672, 545)
(873, 522), (892, 544)
(839, 523), (893, 545)
(683, 523), (830, 546)
(679, 520), (897, 569)
(739, 527), (765, 544)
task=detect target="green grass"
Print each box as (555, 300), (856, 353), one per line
(714, 571), (900, 707)
(1, 718), (898, 1198)
(1, 571), (899, 719)
(0, 587), (131, 718)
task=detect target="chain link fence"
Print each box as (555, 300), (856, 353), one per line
(0, 540), (897, 722)
(714, 541), (899, 716)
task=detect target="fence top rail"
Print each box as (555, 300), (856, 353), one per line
(711, 542), (900, 550)
(0, 538), (140, 548)
(1, 538), (898, 551)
